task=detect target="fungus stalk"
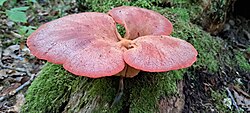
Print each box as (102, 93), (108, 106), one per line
(118, 38), (137, 49)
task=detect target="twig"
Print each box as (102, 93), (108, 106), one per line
(0, 45), (2, 63)
(243, 29), (250, 40)
(226, 87), (239, 112)
(0, 71), (41, 102)
(111, 76), (124, 108)
(0, 63), (27, 73)
(10, 31), (22, 38)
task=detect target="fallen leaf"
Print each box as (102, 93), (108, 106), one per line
(233, 89), (250, 111)
(0, 69), (9, 80)
(0, 83), (21, 96)
(12, 93), (25, 112)
(3, 45), (20, 59)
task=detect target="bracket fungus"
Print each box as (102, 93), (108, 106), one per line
(27, 6), (198, 78)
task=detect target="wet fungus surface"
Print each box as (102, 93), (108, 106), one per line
(27, 6), (198, 78)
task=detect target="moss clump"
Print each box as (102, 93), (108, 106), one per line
(218, 45), (250, 73)
(190, 32), (222, 73)
(128, 70), (184, 112)
(235, 50), (250, 72)
(79, 0), (158, 12)
(162, 7), (222, 73)
(211, 90), (232, 113)
(22, 63), (183, 113)
(22, 63), (80, 113)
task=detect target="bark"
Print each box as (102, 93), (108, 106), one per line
(158, 81), (184, 113)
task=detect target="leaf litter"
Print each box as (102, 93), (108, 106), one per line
(0, 0), (78, 112)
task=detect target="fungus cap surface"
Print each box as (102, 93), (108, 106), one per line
(27, 6), (197, 78)
(27, 12), (125, 78)
(123, 35), (198, 72)
(108, 6), (173, 40)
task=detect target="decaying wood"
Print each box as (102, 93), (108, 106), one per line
(158, 80), (185, 113)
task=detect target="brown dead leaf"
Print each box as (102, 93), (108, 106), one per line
(232, 88), (250, 111)
(0, 69), (9, 80)
(3, 45), (20, 59)
(3, 44), (30, 60)
(0, 69), (26, 80)
(13, 93), (25, 113)
(7, 93), (25, 113)
(233, 86), (250, 98)
(0, 83), (21, 96)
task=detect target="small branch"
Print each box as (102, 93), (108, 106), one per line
(0, 71), (40, 102)
(0, 46), (2, 62)
(225, 87), (239, 112)
(10, 31), (22, 39)
(243, 29), (250, 40)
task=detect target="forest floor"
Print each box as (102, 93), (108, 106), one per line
(184, 14), (250, 112)
(0, 0), (250, 113)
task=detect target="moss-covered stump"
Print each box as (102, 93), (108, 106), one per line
(22, 0), (230, 112)
(22, 63), (185, 113)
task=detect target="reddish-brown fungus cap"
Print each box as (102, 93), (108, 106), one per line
(27, 6), (197, 78)
(108, 6), (173, 40)
(123, 35), (198, 72)
(27, 12), (125, 78)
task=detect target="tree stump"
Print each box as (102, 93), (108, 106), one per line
(22, 63), (185, 113)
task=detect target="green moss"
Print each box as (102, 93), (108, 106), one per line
(162, 8), (221, 73)
(190, 32), (222, 72)
(128, 70), (184, 112)
(211, 90), (232, 112)
(154, 7), (222, 73)
(235, 50), (250, 72)
(22, 63), (117, 113)
(116, 24), (126, 37)
(80, 0), (158, 13)
(22, 63), (183, 113)
(22, 63), (80, 113)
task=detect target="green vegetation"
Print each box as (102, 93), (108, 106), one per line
(211, 90), (232, 113)
(236, 50), (250, 72)
(0, 0), (72, 47)
(190, 32), (222, 72)
(22, 64), (78, 113)
(22, 63), (184, 112)
(0, 0), (35, 46)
